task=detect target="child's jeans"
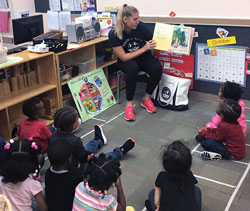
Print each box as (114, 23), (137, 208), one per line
(80, 138), (123, 172)
(148, 185), (202, 211)
(200, 137), (232, 160)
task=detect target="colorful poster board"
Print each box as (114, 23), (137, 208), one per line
(195, 43), (246, 86)
(67, 68), (116, 122)
(154, 50), (194, 89)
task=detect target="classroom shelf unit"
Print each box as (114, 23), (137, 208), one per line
(0, 51), (60, 140)
(55, 37), (117, 107)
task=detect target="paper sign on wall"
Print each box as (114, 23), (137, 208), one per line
(207, 36), (236, 47)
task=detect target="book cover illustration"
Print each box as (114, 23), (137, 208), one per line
(153, 23), (194, 55)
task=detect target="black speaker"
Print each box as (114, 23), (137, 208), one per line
(93, 21), (101, 37)
(66, 23), (84, 43)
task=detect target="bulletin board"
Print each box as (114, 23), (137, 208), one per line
(145, 22), (250, 100)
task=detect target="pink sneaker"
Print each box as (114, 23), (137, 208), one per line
(125, 106), (135, 121)
(141, 98), (157, 113)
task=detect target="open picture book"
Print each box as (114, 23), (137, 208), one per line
(153, 23), (195, 55)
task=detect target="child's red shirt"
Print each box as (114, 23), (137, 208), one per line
(200, 121), (245, 160)
(18, 119), (52, 153)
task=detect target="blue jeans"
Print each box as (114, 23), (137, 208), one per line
(148, 186), (202, 211)
(200, 137), (232, 160)
(80, 139), (123, 171)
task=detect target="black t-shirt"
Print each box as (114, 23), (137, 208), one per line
(50, 130), (89, 169)
(155, 171), (199, 211)
(108, 22), (153, 53)
(45, 167), (83, 211)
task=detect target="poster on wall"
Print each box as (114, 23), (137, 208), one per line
(195, 43), (246, 86)
(67, 68), (116, 122)
(154, 50), (194, 89)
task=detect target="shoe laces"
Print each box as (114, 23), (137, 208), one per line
(144, 99), (154, 108)
(126, 106), (134, 114)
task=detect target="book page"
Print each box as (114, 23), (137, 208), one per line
(170, 26), (192, 55)
(153, 23), (174, 52)
(153, 23), (193, 55)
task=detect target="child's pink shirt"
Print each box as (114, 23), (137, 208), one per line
(206, 100), (247, 137)
(0, 176), (42, 211)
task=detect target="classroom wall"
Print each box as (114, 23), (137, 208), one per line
(1, 0), (49, 39)
(97, 0), (250, 19)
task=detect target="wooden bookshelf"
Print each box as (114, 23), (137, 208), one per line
(0, 51), (60, 140)
(55, 37), (118, 107)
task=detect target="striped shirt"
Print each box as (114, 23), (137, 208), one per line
(73, 181), (118, 211)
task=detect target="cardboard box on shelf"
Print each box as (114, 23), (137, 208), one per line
(9, 76), (18, 92)
(42, 97), (56, 110)
(2, 80), (11, 95)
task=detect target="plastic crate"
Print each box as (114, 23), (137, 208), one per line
(65, 57), (94, 74)
(60, 65), (73, 81)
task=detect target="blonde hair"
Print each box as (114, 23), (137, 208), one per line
(115, 4), (139, 40)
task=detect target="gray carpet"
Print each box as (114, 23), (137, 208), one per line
(41, 85), (250, 211)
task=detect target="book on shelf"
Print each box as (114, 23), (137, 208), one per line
(153, 23), (195, 55)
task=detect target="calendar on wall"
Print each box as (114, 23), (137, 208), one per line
(195, 43), (247, 86)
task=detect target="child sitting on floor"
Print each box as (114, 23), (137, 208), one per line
(206, 81), (247, 137)
(73, 153), (135, 211)
(0, 139), (47, 211)
(18, 98), (52, 153)
(45, 139), (83, 211)
(145, 141), (202, 211)
(197, 98), (245, 160)
(50, 106), (136, 171)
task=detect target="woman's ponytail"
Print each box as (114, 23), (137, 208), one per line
(114, 4), (138, 40)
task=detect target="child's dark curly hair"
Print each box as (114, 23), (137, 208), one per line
(220, 81), (243, 101)
(0, 139), (41, 184)
(219, 99), (241, 124)
(84, 153), (121, 193)
(48, 138), (72, 167)
(163, 141), (192, 176)
(22, 98), (41, 120)
(53, 107), (78, 132)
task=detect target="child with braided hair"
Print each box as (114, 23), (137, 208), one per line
(50, 106), (136, 171)
(73, 153), (135, 211)
(0, 139), (47, 211)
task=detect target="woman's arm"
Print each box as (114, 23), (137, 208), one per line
(116, 177), (126, 211)
(34, 191), (48, 211)
(154, 186), (161, 209)
(113, 40), (156, 62)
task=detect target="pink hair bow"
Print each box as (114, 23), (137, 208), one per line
(31, 142), (38, 150)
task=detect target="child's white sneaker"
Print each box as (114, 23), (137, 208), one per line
(200, 151), (222, 160)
